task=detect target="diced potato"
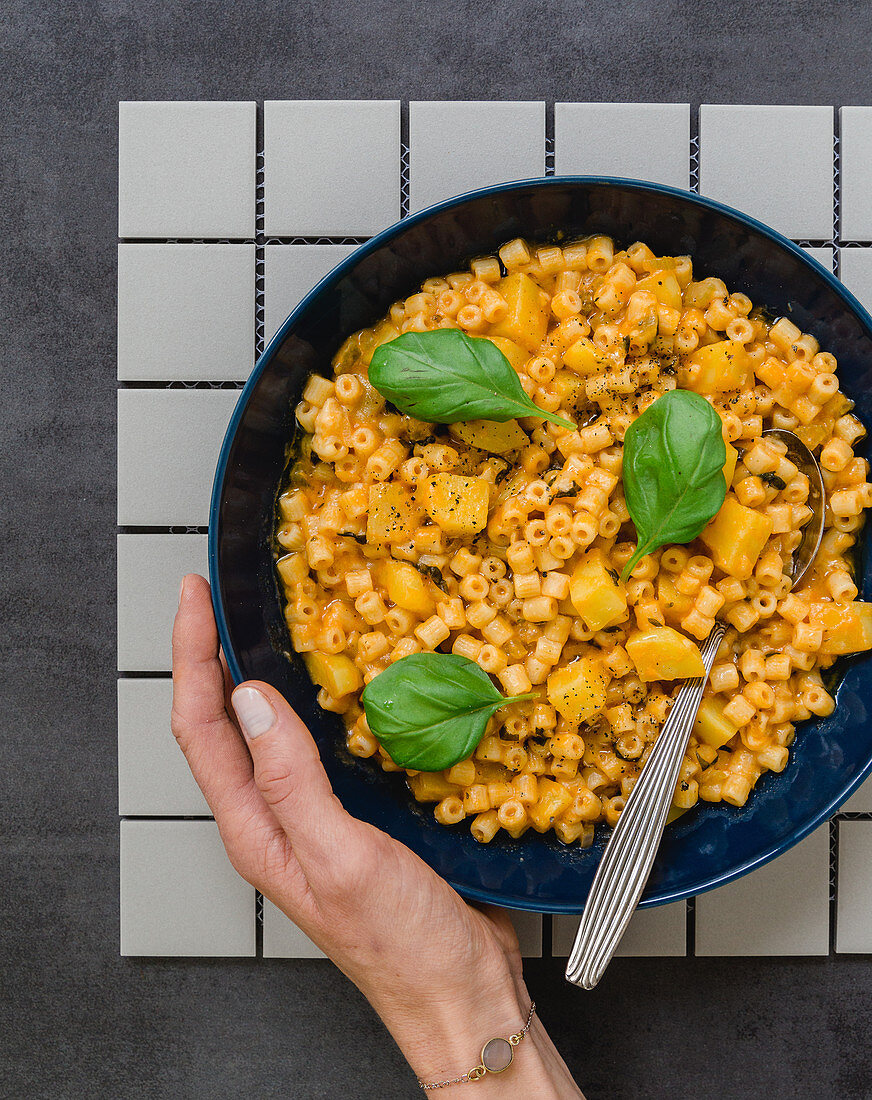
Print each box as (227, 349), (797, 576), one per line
(376, 559), (436, 616)
(694, 696), (739, 748)
(795, 424), (831, 452)
(809, 601), (872, 656)
(488, 272), (550, 352)
(634, 271), (683, 311)
(547, 656), (608, 724)
(422, 474), (489, 536)
(303, 652), (362, 698)
(570, 549), (629, 631)
(686, 339), (752, 393)
(562, 335), (613, 376)
(549, 370), (586, 408)
(723, 441), (738, 488)
(626, 627), (706, 682)
(699, 496), (774, 580)
(486, 336), (528, 371)
(528, 779), (574, 832)
(359, 320), (401, 366)
(657, 574), (695, 626)
(449, 419), (529, 454)
(367, 483), (420, 544)
(408, 772), (460, 801)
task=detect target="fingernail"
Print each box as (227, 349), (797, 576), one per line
(232, 686), (276, 739)
(178, 576), (187, 606)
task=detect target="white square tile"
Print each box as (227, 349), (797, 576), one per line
(118, 101), (256, 238)
(555, 103), (690, 189)
(552, 901), (687, 958)
(841, 772), (872, 813)
(118, 678), (209, 816)
(838, 248), (872, 313)
(117, 244), (254, 381)
(699, 105), (833, 239)
(117, 389), (238, 526)
(120, 820), (255, 956)
(504, 910), (542, 958)
(695, 827), (830, 956)
(839, 108), (872, 241)
(262, 898), (327, 959)
(264, 244), (358, 343)
(264, 100), (400, 236)
(117, 533), (207, 671)
(837, 821), (872, 951)
(804, 245), (834, 271)
(409, 101), (545, 213)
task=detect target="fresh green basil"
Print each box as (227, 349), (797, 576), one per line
(369, 329), (576, 430)
(361, 652), (534, 772)
(621, 389), (727, 580)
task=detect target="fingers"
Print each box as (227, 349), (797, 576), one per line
(171, 574), (261, 825)
(231, 679), (347, 853)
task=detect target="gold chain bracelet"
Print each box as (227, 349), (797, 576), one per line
(416, 1001), (536, 1091)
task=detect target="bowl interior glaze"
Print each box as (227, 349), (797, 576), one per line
(210, 178), (872, 913)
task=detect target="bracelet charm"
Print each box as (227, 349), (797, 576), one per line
(417, 1001), (536, 1090)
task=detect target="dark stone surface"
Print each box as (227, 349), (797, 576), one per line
(4, 1), (872, 1097)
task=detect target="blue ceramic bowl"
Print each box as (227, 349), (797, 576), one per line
(210, 177), (872, 913)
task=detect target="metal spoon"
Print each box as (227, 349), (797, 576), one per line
(565, 429), (825, 989)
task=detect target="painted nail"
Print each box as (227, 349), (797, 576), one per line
(232, 686), (276, 739)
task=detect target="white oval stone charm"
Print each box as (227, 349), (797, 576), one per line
(481, 1037), (514, 1073)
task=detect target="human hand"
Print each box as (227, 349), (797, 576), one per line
(171, 574), (583, 1097)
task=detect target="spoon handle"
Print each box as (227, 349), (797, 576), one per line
(565, 622), (726, 989)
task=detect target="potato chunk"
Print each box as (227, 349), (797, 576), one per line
(634, 271), (683, 311)
(547, 656), (608, 724)
(562, 336), (613, 376)
(422, 474), (489, 536)
(303, 652), (362, 698)
(449, 419), (529, 454)
(723, 441), (738, 488)
(367, 483), (420, 544)
(527, 778), (574, 832)
(375, 559), (436, 616)
(486, 336), (528, 371)
(685, 339), (752, 393)
(809, 601), (872, 656)
(693, 696), (739, 748)
(699, 496), (773, 580)
(626, 626), (705, 682)
(488, 272), (549, 352)
(569, 549), (629, 631)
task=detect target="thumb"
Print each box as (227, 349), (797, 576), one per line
(231, 680), (347, 853)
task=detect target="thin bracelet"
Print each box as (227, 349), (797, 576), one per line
(416, 1001), (536, 1091)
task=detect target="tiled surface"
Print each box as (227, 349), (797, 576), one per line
(264, 244), (358, 342)
(262, 899), (327, 960)
(117, 389), (238, 526)
(117, 533), (207, 671)
(409, 101), (545, 212)
(699, 104), (834, 239)
(839, 107), (872, 241)
(117, 244), (255, 381)
(118, 101), (256, 238)
(118, 100), (872, 959)
(554, 102), (690, 189)
(839, 248), (872, 312)
(836, 821), (872, 951)
(120, 820), (255, 956)
(695, 828), (831, 956)
(552, 902), (688, 958)
(264, 100), (400, 235)
(118, 678), (210, 816)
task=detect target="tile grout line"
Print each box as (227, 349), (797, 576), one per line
(256, 102), (266, 359)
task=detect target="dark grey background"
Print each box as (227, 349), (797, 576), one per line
(4, 1), (872, 1097)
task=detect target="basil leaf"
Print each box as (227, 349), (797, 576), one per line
(369, 329), (575, 431)
(361, 652), (534, 772)
(621, 389), (727, 580)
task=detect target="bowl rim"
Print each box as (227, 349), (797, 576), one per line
(210, 174), (872, 911)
